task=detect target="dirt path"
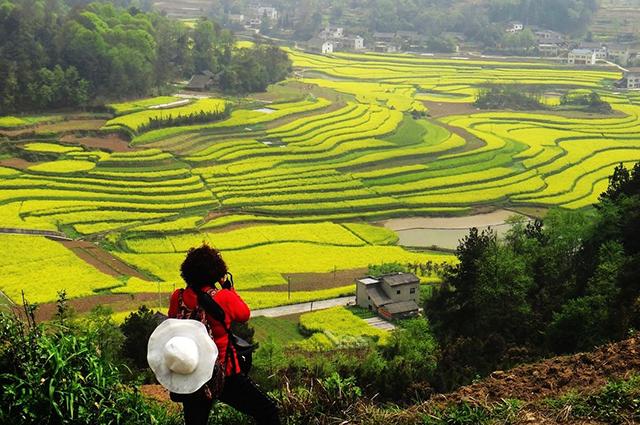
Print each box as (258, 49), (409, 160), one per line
(58, 240), (151, 280)
(0, 157), (42, 170)
(34, 292), (164, 322)
(252, 296), (355, 318)
(60, 133), (134, 152)
(424, 101), (481, 118)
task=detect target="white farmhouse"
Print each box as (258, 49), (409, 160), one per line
(356, 273), (421, 320)
(322, 41), (334, 54)
(506, 21), (524, 33)
(322, 26), (344, 39)
(607, 44), (632, 65)
(579, 42), (607, 60)
(624, 69), (640, 89)
(257, 6), (278, 20)
(568, 48), (597, 65)
(342, 36), (364, 50)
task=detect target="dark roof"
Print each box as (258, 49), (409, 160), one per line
(579, 42), (605, 49)
(396, 30), (419, 38)
(570, 48), (594, 55)
(366, 284), (392, 307)
(381, 273), (420, 287)
(382, 300), (419, 315)
(374, 32), (395, 39)
(187, 74), (213, 90)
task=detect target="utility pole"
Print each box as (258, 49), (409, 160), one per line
(287, 276), (291, 300)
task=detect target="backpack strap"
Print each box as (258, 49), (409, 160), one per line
(196, 288), (239, 373)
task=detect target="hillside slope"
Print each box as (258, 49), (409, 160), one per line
(142, 335), (640, 423)
(340, 334), (640, 424)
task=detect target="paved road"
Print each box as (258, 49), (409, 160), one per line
(0, 228), (71, 240)
(252, 296), (355, 318)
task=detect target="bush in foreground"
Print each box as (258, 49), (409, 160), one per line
(0, 310), (178, 425)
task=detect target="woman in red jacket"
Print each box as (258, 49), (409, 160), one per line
(168, 243), (280, 425)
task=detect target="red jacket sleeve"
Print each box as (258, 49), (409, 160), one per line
(215, 289), (250, 323)
(168, 289), (180, 318)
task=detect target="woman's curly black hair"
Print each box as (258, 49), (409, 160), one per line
(180, 243), (228, 288)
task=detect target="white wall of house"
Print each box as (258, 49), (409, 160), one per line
(568, 50), (597, 65)
(628, 73), (640, 89)
(322, 41), (334, 54)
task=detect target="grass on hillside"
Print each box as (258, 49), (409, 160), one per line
(250, 315), (304, 347)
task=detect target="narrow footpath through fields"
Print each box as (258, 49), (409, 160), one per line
(251, 296), (355, 318)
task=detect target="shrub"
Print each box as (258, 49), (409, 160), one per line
(120, 305), (164, 370)
(0, 311), (175, 424)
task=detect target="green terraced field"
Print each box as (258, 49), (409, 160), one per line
(1, 49), (638, 314)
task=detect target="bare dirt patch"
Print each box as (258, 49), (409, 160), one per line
(0, 157), (42, 170)
(60, 133), (133, 152)
(33, 292), (166, 322)
(141, 385), (173, 406)
(58, 240), (151, 280)
(425, 101), (482, 118)
(442, 334), (640, 406)
(251, 268), (367, 292)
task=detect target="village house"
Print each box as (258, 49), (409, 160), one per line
(607, 43), (632, 65)
(622, 69), (640, 89)
(568, 48), (597, 65)
(506, 21), (524, 33)
(185, 70), (215, 91)
(346, 36), (365, 50)
(304, 38), (334, 54)
(372, 32), (400, 53)
(320, 26), (344, 40)
(534, 29), (566, 57)
(316, 26), (364, 52)
(535, 29), (564, 43)
(579, 42), (607, 60)
(256, 6), (278, 20)
(356, 273), (421, 320)
(228, 14), (245, 24)
(538, 43), (561, 57)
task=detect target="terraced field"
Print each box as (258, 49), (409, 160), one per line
(1, 49), (637, 315)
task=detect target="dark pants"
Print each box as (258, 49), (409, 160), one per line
(183, 374), (280, 425)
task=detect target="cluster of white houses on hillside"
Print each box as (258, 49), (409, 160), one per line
(502, 21), (638, 67)
(303, 26), (365, 54)
(567, 42), (638, 66)
(229, 5), (279, 28)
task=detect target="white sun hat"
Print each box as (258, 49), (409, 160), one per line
(147, 319), (219, 394)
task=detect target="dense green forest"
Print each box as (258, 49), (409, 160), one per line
(0, 0), (291, 114)
(427, 163), (640, 390)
